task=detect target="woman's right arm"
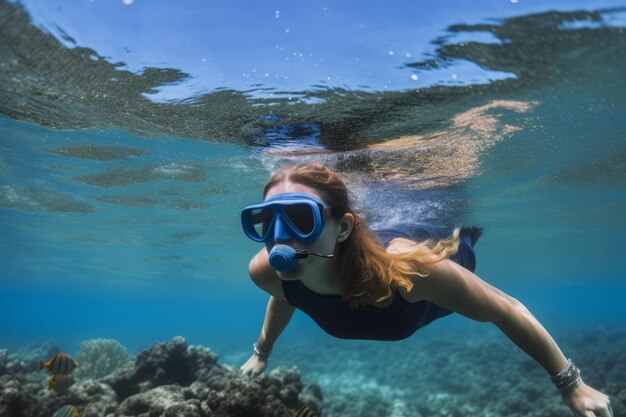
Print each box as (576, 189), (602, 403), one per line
(240, 250), (296, 377)
(256, 295), (296, 353)
(240, 296), (295, 377)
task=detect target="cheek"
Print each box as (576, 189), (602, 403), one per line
(311, 223), (338, 251)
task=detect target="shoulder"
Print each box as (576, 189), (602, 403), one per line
(248, 249), (289, 302)
(402, 259), (516, 323)
(385, 237), (423, 254)
(385, 238), (431, 303)
(385, 239), (468, 304)
(396, 259), (458, 303)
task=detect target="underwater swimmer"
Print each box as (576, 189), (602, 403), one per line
(239, 162), (613, 417)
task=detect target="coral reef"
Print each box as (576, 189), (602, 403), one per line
(1, 327), (624, 417)
(0, 336), (323, 417)
(75, 339), (134, 380)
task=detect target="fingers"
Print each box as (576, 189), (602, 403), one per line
(597, 401), (613, 417)
(240, 365), (259, 378)
(587, 402), (613, 417)
(240, 363), (253, 377)
(240, 356), (265, 379)
(595, 393), (613, 417)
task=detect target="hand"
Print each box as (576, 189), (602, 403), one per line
(561, 382), (613, 417)
(240, 354), (268, 378)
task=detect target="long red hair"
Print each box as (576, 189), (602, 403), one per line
(263, 162), (461, 309)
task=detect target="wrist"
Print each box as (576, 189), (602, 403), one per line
(550, 359), (583, 396)
(255, 338), (273, 352)
(253, 342), (272, 359)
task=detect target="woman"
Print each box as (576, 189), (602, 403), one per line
(239, 162), (613, 417)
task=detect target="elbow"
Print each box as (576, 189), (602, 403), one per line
(492, 297), (530, 328)
(247, 257), (255, 278)
(492, 295), (527, 326)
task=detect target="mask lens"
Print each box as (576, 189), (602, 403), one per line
(250, 207), (275, 239)
(283, 203), (315, 235)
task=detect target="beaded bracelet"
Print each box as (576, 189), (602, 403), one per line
(550, 359), (583, 395)
(253, 343), (271, 359)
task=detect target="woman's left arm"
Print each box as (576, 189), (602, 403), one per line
(412, 259), (613, 417)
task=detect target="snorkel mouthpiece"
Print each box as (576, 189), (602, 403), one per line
(268, 244), (335, 272)
(269, 244), (300, 272)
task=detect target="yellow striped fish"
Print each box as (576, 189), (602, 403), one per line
(52, 405), (81, 417)
(40, 353), (78, 375)
(48, 374), (75, 394)
(292, 404), (318, 417)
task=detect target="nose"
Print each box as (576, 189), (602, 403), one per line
(273, 217), (292, 243)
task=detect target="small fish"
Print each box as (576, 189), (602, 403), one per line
(40, 353), (79, 375)
(52, 405), (81, 417)
(293, 404), (318, 417)
(48, 374), (75, 394)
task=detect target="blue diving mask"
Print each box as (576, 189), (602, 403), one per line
(241, 192), (344, 272)
(240, 192), (343, 245)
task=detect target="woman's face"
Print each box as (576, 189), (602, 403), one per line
(264, 179), (347, 280)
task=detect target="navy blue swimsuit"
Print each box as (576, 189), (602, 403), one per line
(281, 223), (480, 341)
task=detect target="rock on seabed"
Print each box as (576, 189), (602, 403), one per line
(0, 337), (323, 417)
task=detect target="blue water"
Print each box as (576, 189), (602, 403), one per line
(1, 1), (626, 415)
